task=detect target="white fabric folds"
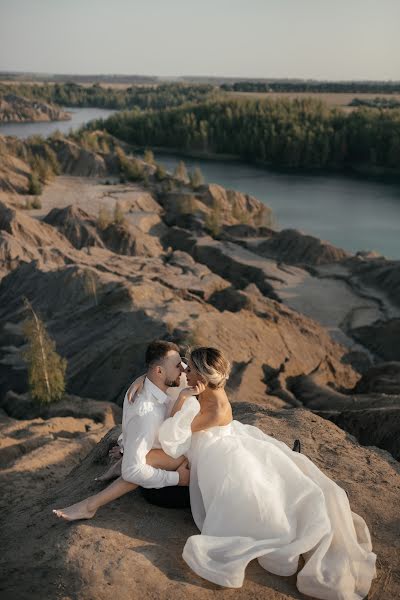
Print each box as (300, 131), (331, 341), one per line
(158, 396), (376, 599)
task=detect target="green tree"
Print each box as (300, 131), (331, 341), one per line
(190, 167), (205, 189)
(28, 173), (43, 195)
(113, 200), (125, 225)
(83, 269), (99, 305)
(22, 299), (67, 404)
(155, 163), (167, 181)
(97, 205), (112, 230)
(174, 160), (189, 182)
(143, 149), (155, 164)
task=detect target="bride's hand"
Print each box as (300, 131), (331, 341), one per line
(127, 374), (146, 403)
(178, 381), (206, 402)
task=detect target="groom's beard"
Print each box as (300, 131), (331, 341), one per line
(165, 375), (181, 387)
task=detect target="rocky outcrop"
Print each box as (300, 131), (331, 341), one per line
(158, 182), (272, 230)
(247, 228), (350, 266)
(345, 254), (400, 309)
(0, 390), (121, 425)
(287, 366), (400, 459)
(1, 404), (398, 599)
(0, 93), (71, 123)
(350, 318), (400, 361)
(44, 204), (163, 257)
(48, 138), (109, 177)
(0, 200), (76, 276)
(353, 361), (400, 394)
(0, 206), (358, 404)
(44, 204), (104, 248)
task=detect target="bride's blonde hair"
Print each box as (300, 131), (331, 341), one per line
(190, 347), (231, 389)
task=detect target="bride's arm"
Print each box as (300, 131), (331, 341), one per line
(170, 382), (206, 417)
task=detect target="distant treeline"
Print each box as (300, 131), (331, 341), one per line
(0, 82), (216, 110)
(0, 72), (158, 84)
(350, 97), (400, 109)
(221, 81), (400, 94)
(88, 97), (400, 171)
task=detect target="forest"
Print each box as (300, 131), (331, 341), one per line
(87, 97), (400, 171)
(0, 82), (216, 110)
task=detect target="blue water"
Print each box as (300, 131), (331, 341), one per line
(1, 107), (399, 259)
(0, 107), (116, 139)
(156, 153), (400, 259)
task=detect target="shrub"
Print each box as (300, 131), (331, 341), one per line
(28, 173), (43, 195)
(189, 167), (205, 189)
(97, 205), (112, 230)
(22, 299), (67, 404)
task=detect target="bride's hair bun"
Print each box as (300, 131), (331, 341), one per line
(190, 347), (231, 389)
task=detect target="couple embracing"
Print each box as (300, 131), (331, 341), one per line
(54, 341), (376, 599)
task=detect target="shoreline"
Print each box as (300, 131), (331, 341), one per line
(132, 145), (400, 183)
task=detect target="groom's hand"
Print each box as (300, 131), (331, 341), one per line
(177, 459), (190, 486)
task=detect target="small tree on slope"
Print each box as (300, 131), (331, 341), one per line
(22, 299), (67, 404)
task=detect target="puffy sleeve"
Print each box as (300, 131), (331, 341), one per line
(159, 396), (201, 458)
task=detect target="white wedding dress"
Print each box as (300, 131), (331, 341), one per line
(158, 397), (376, 599)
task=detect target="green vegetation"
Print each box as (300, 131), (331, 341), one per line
(28, 173), (43, 195)
(189, 167), (205, 188)
(221, 81), (400, 94)
(113, 200), (126, 225)
(95, 98), (400, 172)
(350, 97), (400, 109)
(22, 299), (67, 404)
(205, 201), (222, 237)
(174, 160), (189, 182)
(155, 163), (167, 181)
(97, 205), (112, 230)
(143, 148), (155, 164)
(0, 82), (216, 110)
(83, 270), (99, 306)
(116, 147), (144, 181)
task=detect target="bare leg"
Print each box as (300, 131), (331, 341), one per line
(53, 450), (185, 521)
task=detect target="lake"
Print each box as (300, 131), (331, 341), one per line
(156, 153), (400, 259)
(0, 107), (116, 139)
(1, 107), (399, 259)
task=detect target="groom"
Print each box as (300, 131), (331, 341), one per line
(53, 340), (190, 521)
(120, 340), (192, 506)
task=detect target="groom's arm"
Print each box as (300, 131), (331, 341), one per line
(121, 410), (179, 489)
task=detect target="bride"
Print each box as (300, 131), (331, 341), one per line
(157, 346), (376, 599)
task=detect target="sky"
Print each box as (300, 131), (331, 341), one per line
(0, 0), (399, 80)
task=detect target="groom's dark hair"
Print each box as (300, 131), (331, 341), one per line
(145, 340), (180, 367)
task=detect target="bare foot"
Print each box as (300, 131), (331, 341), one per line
(95, 458), (122, 482)
(53, 498), (97, 521)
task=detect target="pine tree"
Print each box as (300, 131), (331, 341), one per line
(113, 201), (125, 225)
(83, 270), (99, 305)
(174, 160), (189, 182)
(22, 299), (67, 404)
(189, 167), (205, 189)
(97, 205), (112, 230)
(143, 149), (155, 165)
(28, 172), (43, 196)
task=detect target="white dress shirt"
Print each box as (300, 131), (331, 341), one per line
(120, 377), (180, 488)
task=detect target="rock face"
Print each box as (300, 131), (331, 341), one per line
(1, 404), (399, 599)
(287, 365), (400, 459)
(350, 318), (400, 361)
(49, 138), (110, 177)
(44, 204), (163, 257)
(249, 228), (350, 266)
(0, 93), (71, 123)
(0, 138), (399, 598)
(158, 182), (272, 230)
(0, 136), (399, 461)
